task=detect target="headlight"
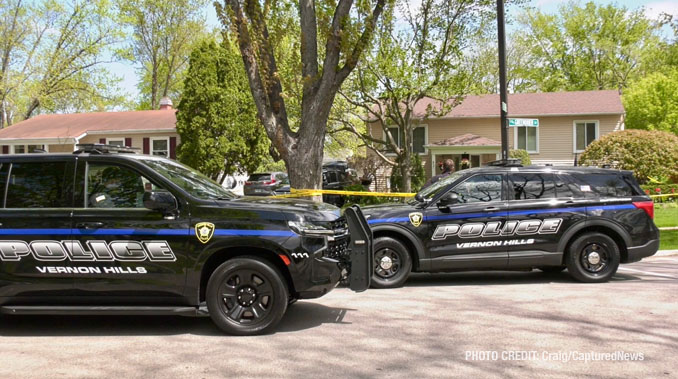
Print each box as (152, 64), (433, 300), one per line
(288, 220), (334, 236)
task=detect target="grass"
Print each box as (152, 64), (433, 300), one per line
(660, 230), (678, 250)
(654, 204), (678, 228)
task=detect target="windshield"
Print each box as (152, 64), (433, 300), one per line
(415, 170), (468, 201)
(142, 158), (237, 200)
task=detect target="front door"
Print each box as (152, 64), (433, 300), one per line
(0, 159), (75, 298)
(69, 158), (190, 302)
(424, 173), (509, 270)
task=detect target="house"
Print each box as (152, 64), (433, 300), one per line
(0, 97), (179, 158)
(368, 90), (624, 189)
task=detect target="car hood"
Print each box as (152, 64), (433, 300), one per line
(229, 196), (341, 221)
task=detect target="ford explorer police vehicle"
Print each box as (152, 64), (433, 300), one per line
(0, 145), (372, 335)
(363, 161), (659, 288)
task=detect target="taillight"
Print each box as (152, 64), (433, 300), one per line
(245, 181), (252, 185)
(632, 201), (654, 219)
(263, 179), (277, 185)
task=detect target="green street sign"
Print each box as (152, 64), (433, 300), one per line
(509, 118), (539, 127)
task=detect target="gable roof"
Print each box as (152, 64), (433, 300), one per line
(0, 110), (176, 140)
(412, 90), (623, 119)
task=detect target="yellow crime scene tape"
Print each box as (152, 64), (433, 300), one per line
(270, 188), (416, 198)
(649, 193), (678, 199)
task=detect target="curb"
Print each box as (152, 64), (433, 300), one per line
(654, 250), (678, 257)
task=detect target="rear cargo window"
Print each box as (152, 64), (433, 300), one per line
(509, 173), (556, 200)
(572, 173), (637, 197)
(0, 163), (7, 204)
(5, 162), (70, 208)
(555, 174), (585, 199)
(249, 173), (273, 182)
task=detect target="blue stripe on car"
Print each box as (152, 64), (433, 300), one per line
(0, 228), (294, 237)
(367, 204), (636, 225)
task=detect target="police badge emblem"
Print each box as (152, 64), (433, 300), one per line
(195, 222), (215, 244)
(409, 212), (423, 227)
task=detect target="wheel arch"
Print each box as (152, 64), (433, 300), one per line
(558, 220), (630, 263)
(371, 224), (426, 271)
(198, 246), (295, 303)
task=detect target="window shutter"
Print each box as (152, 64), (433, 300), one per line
(169, 136), (177, 159)
(143, 138), (150, 154)
(99, 138), (106, 144)
(1, 146), (8, 154)
(125, 138), (132, 147)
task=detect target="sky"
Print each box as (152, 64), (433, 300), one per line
(110, 0), (678, 102)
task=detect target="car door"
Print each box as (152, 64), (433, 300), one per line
(0, 158), (75, 298)
(69, 157), (190, 302)
(424, 173), (509, 270)
(506, 172), (570, 268)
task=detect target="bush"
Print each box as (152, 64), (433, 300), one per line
(341, 184), (403, 208)
(509, 149), (532, 165)
(579, 130), (678, 184)
(390, 154), (426, 192)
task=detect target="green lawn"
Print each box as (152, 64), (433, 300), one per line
(654, 205), (678, 228)
(660, 230), (678, 250)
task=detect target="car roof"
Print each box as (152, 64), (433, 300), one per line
(466, 165), (633, 175)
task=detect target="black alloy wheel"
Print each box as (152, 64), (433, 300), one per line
(566, 232), (620, 283)
(206, 257), (287, 335)
(371, 236), (412, 289)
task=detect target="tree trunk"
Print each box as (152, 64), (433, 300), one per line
(24, 98), (40, 120)
(284, 112), (327, 199)
(399, 153), (412, 193)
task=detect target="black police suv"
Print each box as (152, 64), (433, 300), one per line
(0, 145), (372, 335)
(362, 162), (659, 288)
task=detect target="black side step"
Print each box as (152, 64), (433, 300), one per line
(0, 305), (210, 317)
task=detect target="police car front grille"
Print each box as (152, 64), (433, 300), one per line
(325, 236), (349, 260)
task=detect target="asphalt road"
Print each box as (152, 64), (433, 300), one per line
(1, 256), (677, 379)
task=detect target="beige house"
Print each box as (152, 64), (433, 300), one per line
(0, 98), (179, 158)
(369, 90), (624, 187)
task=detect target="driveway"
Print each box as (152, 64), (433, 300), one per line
(1, 256), (677, 378)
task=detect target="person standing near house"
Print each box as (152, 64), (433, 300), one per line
(422, 159), (455, 189)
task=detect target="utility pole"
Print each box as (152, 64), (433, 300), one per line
(497, 0), (509, 160)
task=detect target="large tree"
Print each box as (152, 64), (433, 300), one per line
(119, 0), (208, 110)
(335, 0), (496, 192)
(1, 0), (124, 125)
(623, 70), (678, 135)
(516, 1), (661, 92)
(215, 0), (388, 193)
(176, 38), (269, 181)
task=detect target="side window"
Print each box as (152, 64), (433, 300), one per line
(86, 163), (157, 208)
(509, 173), (556, 200)
(450, 174), (503, 203)
(555, 174), (584, 199)
(0, 163), (8, 205)
(5, 161), (70, 208)
(573, 173), (636, 197)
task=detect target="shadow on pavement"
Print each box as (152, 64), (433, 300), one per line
(0, 302), (353, 337)
(401, 270), (642, 287)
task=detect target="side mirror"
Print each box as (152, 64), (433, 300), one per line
(143, 190), (177, 213)
(437, 193), (459, 210)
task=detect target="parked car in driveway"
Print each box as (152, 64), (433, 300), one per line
(322, 161), (359, 207)
(244, 172), (290, 196)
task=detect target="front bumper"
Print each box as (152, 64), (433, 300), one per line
(625, 239), (660, 263)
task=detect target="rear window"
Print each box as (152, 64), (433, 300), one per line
(571, 173), (638, 197)
(5, 161), (70, 208)
(509, 173), (556, 200)
(0, 163), (8, 203)
(249, 173), (272, 182)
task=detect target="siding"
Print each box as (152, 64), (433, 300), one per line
(78, 132), (180, 151)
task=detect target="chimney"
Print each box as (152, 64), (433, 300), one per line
(159, 97), (173, 110)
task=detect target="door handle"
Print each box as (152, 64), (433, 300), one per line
(483, 207), (500, 212)
(76, 222), (104, 229)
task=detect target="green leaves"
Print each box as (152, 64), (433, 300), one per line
(624, 70), (678, 136)
(175, 38), (268, 180)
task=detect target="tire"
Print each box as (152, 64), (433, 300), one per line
(565, 232), (620, 283)
(537, 266), (566, 273)
(206, 257), (288, 335)
(371, 236), (412, 289)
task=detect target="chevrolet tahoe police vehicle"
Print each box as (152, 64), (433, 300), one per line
(363, 161), (659, 288)
(0, 145), (372, 335)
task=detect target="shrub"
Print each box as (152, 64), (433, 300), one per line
(509, 149), (532, 165)
(579, 130), (678, 184)
(390, 154), (426, 192)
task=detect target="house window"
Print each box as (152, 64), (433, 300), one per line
(106, 138), (125, 147)
(514, 125), (538, 153)
(150, 137), (169, 157)
(385, 125), (427, 154)
(12, 144), (46, 154)
(574, 121), (598, 152)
